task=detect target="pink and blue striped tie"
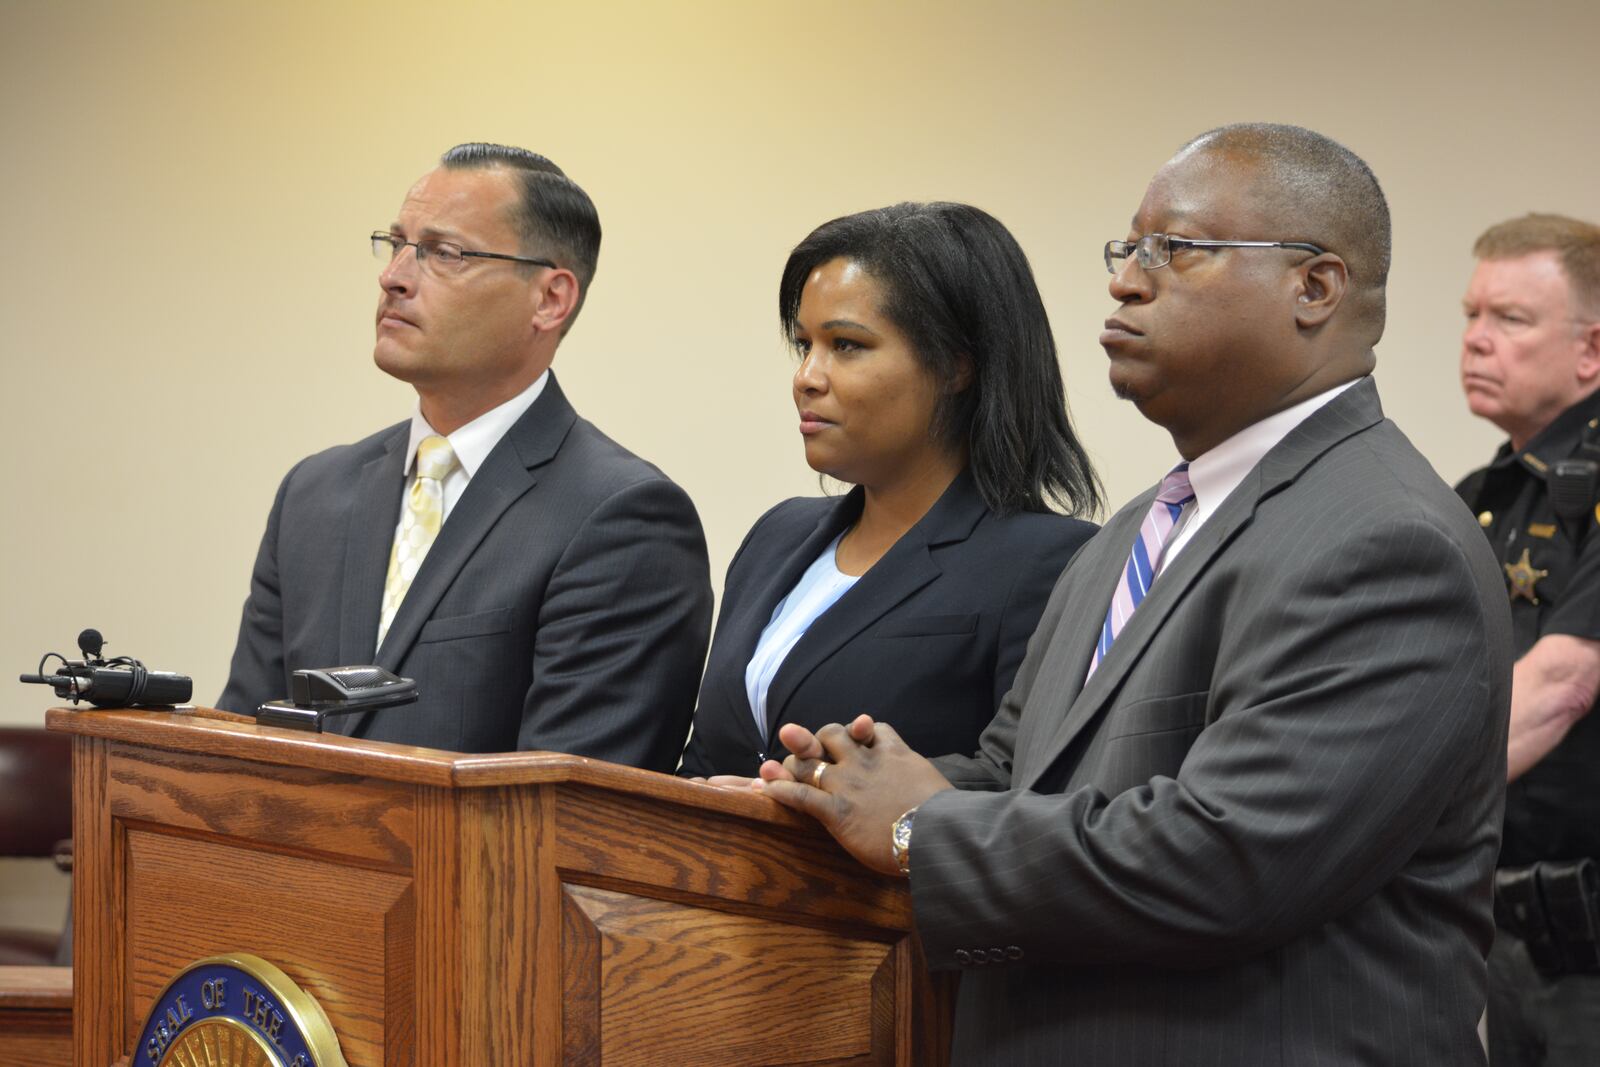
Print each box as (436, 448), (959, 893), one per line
(1088, 463), (1194, 678)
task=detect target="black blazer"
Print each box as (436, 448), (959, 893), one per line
(679, 470), (1096, 777)
(219, 375), (713, 768)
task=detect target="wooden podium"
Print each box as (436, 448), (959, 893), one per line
(48, 706), (950, 1066)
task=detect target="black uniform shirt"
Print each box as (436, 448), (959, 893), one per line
(1457, 390), (1600, 866)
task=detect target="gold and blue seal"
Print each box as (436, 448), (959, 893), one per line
(136, 953), (348, 1067)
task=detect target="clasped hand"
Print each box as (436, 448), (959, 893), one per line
(728, 714), (953, 876)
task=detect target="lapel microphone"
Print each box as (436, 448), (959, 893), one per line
(19, 628), (193, 708)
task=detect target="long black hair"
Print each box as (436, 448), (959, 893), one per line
(778, 202), (1101, 517)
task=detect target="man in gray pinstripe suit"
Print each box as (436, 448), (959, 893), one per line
(762, 125), (1513, 1064)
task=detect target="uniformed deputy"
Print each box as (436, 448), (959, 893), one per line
(1457, 212), (1600, 1067)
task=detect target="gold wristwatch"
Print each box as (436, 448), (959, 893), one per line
(892, 805), (918, 876)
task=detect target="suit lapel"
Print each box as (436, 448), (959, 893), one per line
(1016, 376), (1386, 790)
(377, 376), (577, 669)
(1015, 485), (1261, 789)
(343, 375), (577, 738)
(1007, 499), (1145, 777)
(764, 472), (987, 737)
(326, 428), (407, 738)
(718, 491), (862, 750)
(338, 427), (407, 667)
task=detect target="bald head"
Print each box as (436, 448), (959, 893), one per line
(1178, 124), (1391, 343)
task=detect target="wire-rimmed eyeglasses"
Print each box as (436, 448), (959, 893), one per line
(371, 231), (557, 275)
(1104, 234), (1326, 274)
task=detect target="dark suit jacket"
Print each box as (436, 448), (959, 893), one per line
(914, 379), (1513, 1065)
(218, 375), (712, 770)
(678, 470), (1096, 777)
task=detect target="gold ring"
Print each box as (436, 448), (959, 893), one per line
(810, 762), (827, 788)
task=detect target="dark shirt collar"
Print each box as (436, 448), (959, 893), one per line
(1491, 389), (1600, 480)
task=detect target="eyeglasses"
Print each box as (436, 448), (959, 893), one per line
(1104, 234), (1326, 274)
(370, 231), (557, 275)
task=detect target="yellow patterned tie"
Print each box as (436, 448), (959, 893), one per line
(377, 435), (458, 647)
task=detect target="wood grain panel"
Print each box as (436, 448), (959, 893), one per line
(72, 735), (124, 1067)
(49, 708), (467, 787)
(531, 790), (563, 1067)
(50, 710), (952, 1065)
(555, 786), (911, 932)
(0, 1019), (71, 1067)
(109, 744), (415, 868)
(564, 883), (894, 1065)
(0, 966), (72, 1067)
(561, 887), (602, 1065)
(123, 828), (412, 1067)
(0, 965), (71, 1007)
(456, 786), (547, 1066)
(902, 934), (954, 1067)
(413, 786), (457, 1067)
(382, 883), (416, 1067)
(49, 709), (836, 834)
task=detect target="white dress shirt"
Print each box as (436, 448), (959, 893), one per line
(376, 371), (549, 648)
(397, 371), (549, 523)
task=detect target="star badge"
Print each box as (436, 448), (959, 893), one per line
(1505, 548), (1548, 605)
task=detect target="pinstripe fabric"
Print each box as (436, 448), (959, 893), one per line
(918, 379), (1512, 1065)
(1089, 463), (1194, 678)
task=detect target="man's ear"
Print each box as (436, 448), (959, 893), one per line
(1575, 318), (1600, 385)
(531, 269), (581, 334)
(1292, 253), (1349, 329)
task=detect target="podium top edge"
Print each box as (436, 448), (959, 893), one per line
(43, 706), (811, 827)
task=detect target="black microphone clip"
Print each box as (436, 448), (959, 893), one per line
(19, 629), (193, 709)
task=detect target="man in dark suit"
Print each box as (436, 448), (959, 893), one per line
(761, 124), (1513, 1063)
(219, 143), (712, 769)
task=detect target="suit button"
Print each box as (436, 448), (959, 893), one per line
(988, 948), (1007, 963)
(954, 949), (971, 965)
(1006, 945), (1023, 960)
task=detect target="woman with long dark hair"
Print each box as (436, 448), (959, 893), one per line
(680, 202), (1101, 777)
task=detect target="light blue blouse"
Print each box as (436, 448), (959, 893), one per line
(743, 533), (859, 740)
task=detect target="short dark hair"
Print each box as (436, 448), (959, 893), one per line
(440, 142), (602, 331)
(1181, 123), (1391, 341)
(1474, 213), (1600, 319)
(778, 202), (1102, 518)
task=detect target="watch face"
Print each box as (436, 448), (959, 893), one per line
(893, 808), (915, 873)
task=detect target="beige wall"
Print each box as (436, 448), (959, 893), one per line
(3, 0), (1597, 725)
